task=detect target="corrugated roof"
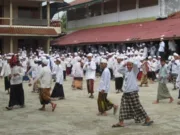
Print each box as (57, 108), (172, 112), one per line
(52, 18), (180, 46)
(0, 26), (58, 36)
(69, 0), (91, 6)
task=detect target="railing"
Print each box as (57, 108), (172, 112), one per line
(0, 18), (10, 25)
(13, 19), (48, 26)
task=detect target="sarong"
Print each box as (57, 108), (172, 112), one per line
(66, 67), (72, 75)
(119, 92), (147, 123)
(9, 84), (24, 107)
(97, 92), (113, 113)
(141, 74), (148, 84)
(87, 79), (94, 94)
(74, 77), (83, 89)
(4, 76), (10, 91)
(137, 71), (142, 81)
(39, 88), (51, 105)
(115, 77), (123, 90)
(157, 83), (171, 100)
(51, 83), (65, 98)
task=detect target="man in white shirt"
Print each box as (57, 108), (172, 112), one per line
(112, 60), (153, 127)
(158, 38), (165, 59)
(97, 59), (118, 116)
(51, 58), (65, 99)
(83, 53), (96, 98)
(1, 57), (11, 94)
(6, 55), (25, 110)
(168, 40), (177, 55)
(113, 56), (123, 93)
(29, 59), (57, 112)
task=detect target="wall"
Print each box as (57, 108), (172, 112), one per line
(67, 5), (160, 29)
(164, 0), (180, 16)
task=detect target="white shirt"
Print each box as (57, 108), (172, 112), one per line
(61, 60), (66, 71)
(168, 40), (176, 51)
(97, 67), (111, 93)
(10, 66), (24, 85)
(113, 62), (123, 78)
(54, 65), (64, 85)
(72, 62), (84, 78)
(1, 61), (11, 77)
(83, 60), (96, 80)
(158, 41), (165, 52)
(34, 66), (52, 88)
(119, 62), (139, 93)
(0, 59), (3, 67)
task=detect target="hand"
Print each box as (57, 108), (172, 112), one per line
(13, 73), (19, 77)
(28, 83), (32, 87)
(101, 90), (105, 93)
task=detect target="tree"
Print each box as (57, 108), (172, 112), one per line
(61, 12), (67, 32)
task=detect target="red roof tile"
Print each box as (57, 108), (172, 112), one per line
(0, 26), (58, 36)
(52, 18), (180, 46)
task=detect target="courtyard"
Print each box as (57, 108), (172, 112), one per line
(0, 77), (179, 135)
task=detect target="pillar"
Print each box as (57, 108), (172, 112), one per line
(10, 37), (13, 53)
(117, 0), (120, 12)
(10, 0), (13, 26)
(101, 0), (104, 15)
(136, 0), (139, 19)
(47, 1), (50, 27)
(40, 2), (42, 19)
(46, 38), (50, 54)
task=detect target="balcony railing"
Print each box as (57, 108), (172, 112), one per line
(0, 18), (10, 25)
(13, 19), (48, 26)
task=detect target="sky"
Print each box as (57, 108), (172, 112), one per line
(43, 0), (74, 20)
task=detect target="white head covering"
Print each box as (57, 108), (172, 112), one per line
(101, 59), (107, 64)
(87, 53), (93, 57)
(42, 59), (48, 65)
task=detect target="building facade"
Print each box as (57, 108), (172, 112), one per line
(0, 0), (63, 54)
(66, 0), (180, 29)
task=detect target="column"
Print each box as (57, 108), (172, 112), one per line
(47, 1), (50, 27)
(101, 1), (104, 15)
(117, 0), (120, 12)
(46, 38), (50, 54)
(40, 2), (42, 19)
(136, 0), (139, 19)
(10, 0), (13, 26)
(10, 37), (13, 53)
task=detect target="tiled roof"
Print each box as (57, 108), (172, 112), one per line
(0, 26), (58, 36)
(52, 18), (180, 46)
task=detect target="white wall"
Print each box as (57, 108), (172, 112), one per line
(67, 5), (160, 29)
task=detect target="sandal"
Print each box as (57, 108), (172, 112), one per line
(6, 107), (13, 110)
(52, 104), (57, 112)
(112, 123), (124, 128)
(142, 121), (154, 126)
(39, 108), (45, 111)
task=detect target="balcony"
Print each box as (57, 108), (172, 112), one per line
(0, 18), (10, 25)
(13, 19), (48, 26)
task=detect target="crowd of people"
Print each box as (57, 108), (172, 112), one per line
(0, 37), (180, 128)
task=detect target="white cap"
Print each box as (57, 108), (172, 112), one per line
(101, 59), (107, 64)
(173, 53), (179, 57)
(148, 56), (152, 59)
(87, 53), (93, 57)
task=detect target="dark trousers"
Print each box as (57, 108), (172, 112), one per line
(63, 70), (66, 80)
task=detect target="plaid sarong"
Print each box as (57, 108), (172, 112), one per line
(119, 92), (147, 123)
(87, 79), (94, 94)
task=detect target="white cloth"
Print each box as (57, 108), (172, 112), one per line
(33, 66), (52, 88)
(97, 67), (111, 93)
(118, 62), (139, 93)
(1, 62), (11, 77)
(54, 65), (64, 85)
(113, 62), (123, 78)
(10, 66), (24, 85)
(158, 41), (165, 52)
(61, 61), (66, 71)
(168, 40), (176, 51)
(83, 60), (96, 80)
(72, 62), (83, 78)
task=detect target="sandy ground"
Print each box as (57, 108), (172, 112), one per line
(0, 77), (180, 135)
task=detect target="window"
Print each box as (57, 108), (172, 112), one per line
(67, 10), (76, 21)
(139, 0), (158, 8)
(120, 0), (136, 12)
(76, 7), (86, 20)
(104, 0), (117, 14)
(89, 3), (101, 17)
(18, 7), (40, 19)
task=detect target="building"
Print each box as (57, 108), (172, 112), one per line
(52, 0), (180, 50)
(0, 0), (66, 54)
